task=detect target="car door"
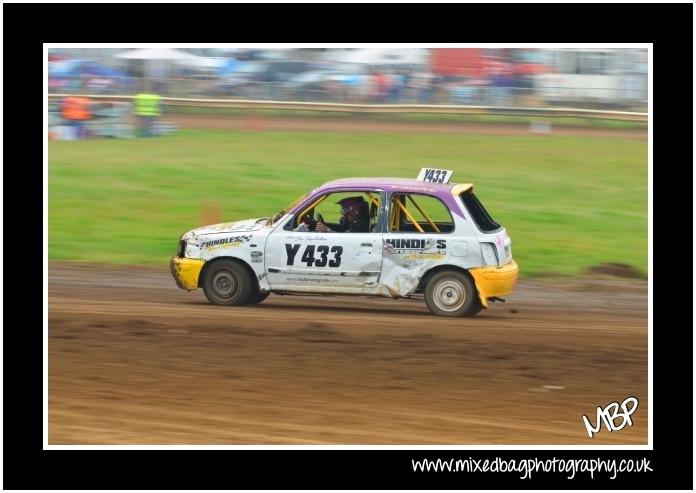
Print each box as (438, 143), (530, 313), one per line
(264, 190), (384, 293)
(379, 192), (455, 297)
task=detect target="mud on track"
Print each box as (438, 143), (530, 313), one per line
(49, 263), (648, 444)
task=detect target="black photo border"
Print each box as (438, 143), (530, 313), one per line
(4, 2), (692, 490)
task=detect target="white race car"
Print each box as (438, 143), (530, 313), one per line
(171, 168), (518, 317)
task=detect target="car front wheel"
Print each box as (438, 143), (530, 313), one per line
(248, 291), (270, 304)
(203, 260), (254, 306)
(424, 270), (481, 317)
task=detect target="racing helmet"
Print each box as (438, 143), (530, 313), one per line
(336, 196), (367, 224)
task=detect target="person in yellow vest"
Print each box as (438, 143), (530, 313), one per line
(134, 89), (161, 137)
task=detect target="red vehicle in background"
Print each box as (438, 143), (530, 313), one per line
(430, 48), (487, 77)
(430, 48), (551, 105)
(430, 48), (550, 80)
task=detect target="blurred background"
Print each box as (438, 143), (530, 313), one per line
(48, 47), (648, 109)
(48, 47), (648, 278)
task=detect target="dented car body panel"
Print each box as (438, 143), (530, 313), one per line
(171, 175), (518, 309)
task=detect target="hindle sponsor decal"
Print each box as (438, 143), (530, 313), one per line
(385, 238), (446, 253)
(201, 235), (252, 248)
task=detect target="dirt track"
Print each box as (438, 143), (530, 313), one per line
(169, 114), (647, 139)
(49, 263), (648, 445)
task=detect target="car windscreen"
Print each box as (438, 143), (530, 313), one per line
(460, 190), (501, 233)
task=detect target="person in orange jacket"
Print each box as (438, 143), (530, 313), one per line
(62, 96), (91, 139)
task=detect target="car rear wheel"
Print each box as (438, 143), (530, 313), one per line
(424, 270), (481, 317)
(203, 260), (254, 306)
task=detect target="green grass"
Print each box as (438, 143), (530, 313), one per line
(167, 106), (648, 130)
(48, 129), (648, 277)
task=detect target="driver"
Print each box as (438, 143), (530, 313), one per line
(295, 196), (370, 233)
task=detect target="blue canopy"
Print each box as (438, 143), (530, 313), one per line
(48, 59), (89, 77)
(84, 65), (129, 78)
(218, 58), (241, 75)
(49, 59), (129, 79)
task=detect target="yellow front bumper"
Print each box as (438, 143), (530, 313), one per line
(469, 260), (519, 309)
(170, 257), (205, 291)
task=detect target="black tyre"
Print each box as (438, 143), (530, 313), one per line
(424, 270), (481, 317)
(202, 260), (254, 306)
(248, 291), (270, 304)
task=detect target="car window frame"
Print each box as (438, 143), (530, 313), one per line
(284, 188), (387, 233)
(385, 191), (456, 235)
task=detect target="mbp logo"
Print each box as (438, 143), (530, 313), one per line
(582, 396), (639, 438)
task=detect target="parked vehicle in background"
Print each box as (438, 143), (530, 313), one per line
(281, 70), (340, 100)
(215, 60), (320, 98)
(533, 48), (648, 108)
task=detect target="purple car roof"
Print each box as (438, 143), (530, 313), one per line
(317, 177), (458, 193)
(291, 177), (473, 218)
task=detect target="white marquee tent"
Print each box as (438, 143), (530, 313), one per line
(328, 48), (428, 66)
(116, 47), (205, 79)
(116, 47), (201, 61)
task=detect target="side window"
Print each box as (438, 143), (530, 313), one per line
(363, 192), (382, 232)
(312, 193), (343, 225)
(388, 193), (454, 234)
(460, 190), (501, 233)
(292, 190), (382, 233)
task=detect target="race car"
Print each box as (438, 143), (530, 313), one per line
(170, 168), (518, 317)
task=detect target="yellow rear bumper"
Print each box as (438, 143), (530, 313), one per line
(469, 260), (519, 309)
(170, 257), (205, 291)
